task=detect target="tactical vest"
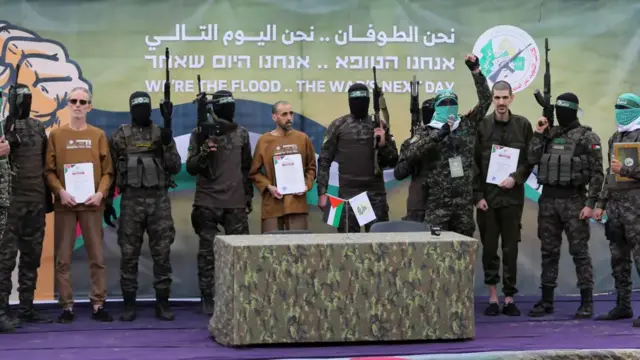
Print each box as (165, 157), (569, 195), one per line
(117, 124), (165, 189)
(537, 127), (590, 187)
(605, 130), (640, 192)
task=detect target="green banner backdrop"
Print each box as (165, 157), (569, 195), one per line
(1, 0), (639, 302)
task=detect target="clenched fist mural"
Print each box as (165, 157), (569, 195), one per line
(0, 21), (92, 130)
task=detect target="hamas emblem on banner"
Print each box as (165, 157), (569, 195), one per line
(473, 25), (541, 93)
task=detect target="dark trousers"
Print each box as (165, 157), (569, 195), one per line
(476, 204), (523, 297)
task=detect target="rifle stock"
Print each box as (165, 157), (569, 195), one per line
(533, 38), (554, 127)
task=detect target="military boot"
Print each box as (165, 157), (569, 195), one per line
(0, 308), (15, 333)
(596, 291), (633, 320)
(528, 286), (554, 317)
(155, 291), (174, 321)
(17, 299), (53, 323)
(201, 291), (214, 316)
(575, 288), (593, 318)
(119, 292), (137, 321)
(5, 306), (22, 328)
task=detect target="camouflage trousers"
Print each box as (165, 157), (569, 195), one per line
(604, 192), (640, 305)
(0, 203), (45, 307)
(404, 177), (426, 222)
(337, 190), (389, 233)
(424, 194), (475, 237)
(118, 189), (175, 295)
(403, 210), (426, 222)
(476, 204), (523, 297)
(537, 195), (593, 290)
(191, 206), (249, 294)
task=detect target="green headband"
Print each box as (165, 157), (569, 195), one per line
(555, 99), (579, 110)
(616, 95), (640, 109)
(349, 90), (369, 98)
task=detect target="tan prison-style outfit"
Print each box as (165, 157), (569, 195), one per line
(45, 124), (113, 309)
(249, 130), (316, 233)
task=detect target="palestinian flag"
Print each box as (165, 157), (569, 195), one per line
(324, 195), (346, 228)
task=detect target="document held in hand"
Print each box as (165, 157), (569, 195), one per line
(273, 154), (306, 195)
(613, 142), (640, 182)
(64, 162), (95, 203)
(486, 145), (520, 185)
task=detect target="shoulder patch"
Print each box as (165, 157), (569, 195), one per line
(591, 144), (601, 151)
(409, 135), (420, 144)
(188, 145), (193, 151)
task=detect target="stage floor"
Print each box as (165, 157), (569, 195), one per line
(2, 295), (640, 360)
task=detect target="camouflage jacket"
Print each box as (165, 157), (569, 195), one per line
(596, 129), (640, 210)
(186, 126), (253, 208)
(400, 71), (492, 201)
(317, 115), (398, 195)
(108, 124), (182, 196)
(528, 122), (604, 208)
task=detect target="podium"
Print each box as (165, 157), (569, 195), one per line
(209, 231), (479, 346)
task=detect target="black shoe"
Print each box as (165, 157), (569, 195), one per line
(502, 302), (521, 316)
(484, 302), (500, 316)
(91, 306), (113, 322)
(57, 309), (74, 323)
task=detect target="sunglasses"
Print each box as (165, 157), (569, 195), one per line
(69, 99), (89, 106)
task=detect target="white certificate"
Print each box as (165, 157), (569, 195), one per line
(273, 154), (306, 195)
(64, 162), (95, 203)
(486, 145), (520, 185)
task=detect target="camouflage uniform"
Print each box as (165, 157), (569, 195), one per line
(595, 129), (640, 325)
(0, 138), (11, 331)
(109, 122), (182, 320)
(400, 71), (492, 237)
(527, 112), (604, 317)
(0, 117), (51, 325)
(394, 136), (427, 222)
(317, 114), (398, 233)
(186, 120), (253, 314)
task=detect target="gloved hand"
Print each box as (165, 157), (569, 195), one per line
(104, 203), (118, 228)
(160, 100), (173, 126)
(465, 54), (480, 72)
(245, 200), (253, 214)
(436, 122), (451, 142)
(160, 128), (173, 146)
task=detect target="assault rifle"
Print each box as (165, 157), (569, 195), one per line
(192, 74), (236, 144)
(4, 64), (21, 149)
(372, 66), (382, 144)
(410, 75), (420, 137)
(160, 47), (173, 130)
(159, 48), (176, 188)
(533, 38), (554, 127)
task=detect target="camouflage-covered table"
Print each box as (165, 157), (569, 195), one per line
(209, 231), (479, 346)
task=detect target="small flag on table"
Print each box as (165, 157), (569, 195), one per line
(324, 194), (346, 228)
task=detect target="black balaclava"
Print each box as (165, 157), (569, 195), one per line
(555, 92), (580, 128)
(348, 83), (370, 119)
(210, 90), (235, 121)
(8, 84), (32, 120)
(129, 91), (152, 126)
(421, 98), (436, 126)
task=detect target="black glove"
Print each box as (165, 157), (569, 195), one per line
(436, 122), (451, 142)
(160, 128), (173, 146)
(465, 56), (480, 72)
(245, 200), (253, 214)
(44, 185), (54, 213)
(160, 100), (173, 126)
(104, 203), (118, 228)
